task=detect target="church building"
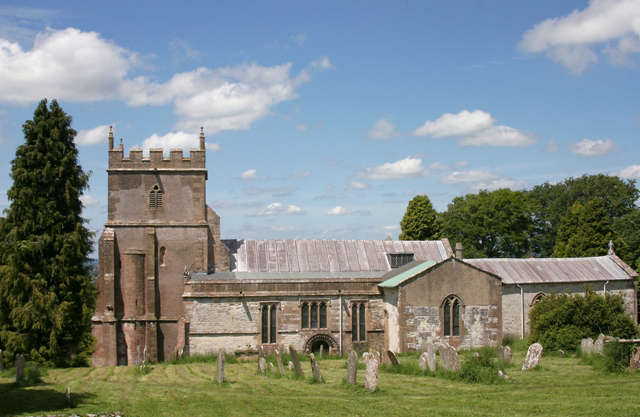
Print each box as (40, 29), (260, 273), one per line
(91, 132), (637, 366)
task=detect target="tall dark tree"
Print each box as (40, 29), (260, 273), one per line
(439, 189), (535, 258)
(613, 208), (640, 272)
(0, 99), (95, 366)
(552, 199), (613, 258)
(529, 174), (638, 257)
(399, 195), (439, 240)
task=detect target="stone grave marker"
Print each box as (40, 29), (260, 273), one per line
(258, 345), (264, 361)
(418, 352), (428, 372)
(66, 387), (71, 405)
(275, 347), (286, 375)
(346, 350), (358, 385)
(258, 357), (267, 373)
(426, 343), (437, 372)
(581, 338), (594, 354)
(438, 345), (461, 371)
(269, 362), (276, 374)
(593, 334), (605, 354)
(288, 361), (293, 371)
(630, 346), (640, 369)
(387, 350), (400, 366)
(216, 348), (225, 384)
(15, 354), (25, 383)
(522, 343), (543, 371)
(497, 345), (513, 364)
(310, 353), (323, 382)
(319, 345), (324, 359)
(363, 353), (378, 392)
(289, 345), (304, 378)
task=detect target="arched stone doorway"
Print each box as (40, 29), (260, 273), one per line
(304, 334), (338, 354)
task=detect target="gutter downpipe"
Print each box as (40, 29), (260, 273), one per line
(339, 294), (343, 355)
(604, 280), (609, 294)
(517, 284), (525, 339)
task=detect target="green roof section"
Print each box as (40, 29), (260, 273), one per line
(378, 260), (438, 288)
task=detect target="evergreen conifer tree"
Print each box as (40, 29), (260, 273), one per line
(399, 195), (439, 240)
(552, 199), (613, 258)
(0, 99), (95, 366)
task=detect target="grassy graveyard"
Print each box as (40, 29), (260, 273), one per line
(1, 348), (639, 417)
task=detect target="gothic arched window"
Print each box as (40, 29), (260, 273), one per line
(149, 185), (163, 210)
(443, 295), (462, 336)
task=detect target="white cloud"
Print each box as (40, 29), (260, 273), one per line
(413, 110), (538, 147)
(327, 206), (351, 215)
(343, 181), (370, 190)
(205, 143), (221, 152)
(140, 131), (220, 153)
(569, 138), (616, 156)
(291, 33), (306, 46)
(80, 195), (99, 207)
(285, 205), (305, 215)
(310, 56), (334, 70)
(616, 164), (640, 178)
(253, 202), (306, 216)
(383, 225), (400, 236)
(76, 124), (111, 146)
(358, 156), (429, 180)
(241, 169), (258, 180)
(440, 170), (528, 191)
(368, 118), (402, 139)
(518, 0), (640, 74)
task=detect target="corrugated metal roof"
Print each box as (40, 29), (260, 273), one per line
(221, 239), (452, 273)
(378, 260), (438, 288)
(465, 256), (637, 285)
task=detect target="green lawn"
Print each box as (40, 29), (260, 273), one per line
(1, 350), (639, 417)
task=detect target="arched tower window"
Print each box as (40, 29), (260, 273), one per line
(149, 185), (163, 210)
(443, 295), (462, 336)
(159, 246), (166, 266)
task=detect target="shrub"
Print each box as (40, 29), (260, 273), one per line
(529, 289), (637, 352)
(602, 340), (634, 373)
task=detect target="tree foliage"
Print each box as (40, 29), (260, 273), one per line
(439, 189), (535, 258)
(552, 199), (613, 258)
(399, 195), (439, 240)
(613, 208), (640, 272)
(528, 290), (637, 352)
(0, 99), (95, 366)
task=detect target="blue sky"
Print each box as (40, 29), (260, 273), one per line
(0, 0), (639, 249)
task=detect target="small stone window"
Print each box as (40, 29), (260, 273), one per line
(159, 246), (166, 266)
(261, 304), (278, 344)
(149, 185), (163, 210)
(301, 301), (328, 329)
(530, 292), (546, 306)
(389, 253), (415, 268)
(443, 295), (462, 336)
(351, 302), (366, 342)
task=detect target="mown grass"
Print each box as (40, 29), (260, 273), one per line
(1, 349), (640, 417)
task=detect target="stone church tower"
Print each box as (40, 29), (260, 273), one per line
(92, 128), (228, 366)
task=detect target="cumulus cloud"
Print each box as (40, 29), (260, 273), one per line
(616, 164), (640, 178)
(357, 156), (430, 180)
(383, 225), (400, 236)
(240, 169), (259, 180)
(80, 195), (99, 207)
(414, 110), (538, 147)
(368, 118), (403, 139)
(518, 0), (640, 73)
(440, 170), (528, 191)
(310, 56), (334, 70)
(569, 138), (616, 156)
(252, 202), (306, 216)
(75, 124), (111, 146)
(327, 206), (351, 215)
(139, 131), (220, 153)
(342, 181), (370, 190)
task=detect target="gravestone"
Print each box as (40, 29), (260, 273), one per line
(346, 351), (358, 385)
(269, 362), (276, 374)
(363, 353), (378, 392)
(310, 353), (323, 382)
(0, 350), (3, 372)
(387, 350), (400, 366)
(319, 345), (324, 359)
(497, 345), (513, 364)
(438, 345), (461, 371)
(275, 348), (286, 375)
(258, 345), (264, 361)
(593, 334), (605, 354)
(258, 357), (267, 373)
(33, 364), (39, 381)
(375, 350), (382, 366)
(289, 345), (304, 378)
(630, 346), (640, 369)
(66, 387), (71, 405)
(216, 348), (225, 384)
(426, 343), (437, 372)
(15, 354), (25, 383)
(522, 343), (543, 371)
(418, 352), (428, 372)
(581, 338), (594, 354)
(288, 361), (293, 371)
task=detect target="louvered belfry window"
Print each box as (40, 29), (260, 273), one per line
(149, 185), (163, 210)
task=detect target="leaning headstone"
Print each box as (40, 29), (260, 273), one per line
(269, 362), (276, 374)
(387, 350), (400, 366)
(522, 343), (543, 371)
(66, 387), (71, 405)
(15, 354), (25, 383)
(288, 361), (293, 371)
(438, 345), (461, 371)
(363, 354), (378, 392)
(375, 350), (382, 366)
(275, 348), (286, 375)
(319, 345), (324, 359)
(426, 343), (437, 372)
(289, 345), (304, 378)
(216, 348), (225, 384)
(630, 347), (640, 369)
(581, 338), (594, 354)
(418, 352), (428, 372)
(593, 334), (605, 354)
(0, 350), (3, 372)
(258, 345), (265, 361)
(346, 351), (358, 385)
(310, 353), (323, 382)
(258, 357), (267, 373)
(497, 345), (513, 364)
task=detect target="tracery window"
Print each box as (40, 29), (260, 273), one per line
(261, 304), (277, 344)
(351, 302), (366, 342)
(530, 292), (546, 306)
(149, 185), (163, 210)
(300, 301), (328, 329)
(443, 295), (462, 337)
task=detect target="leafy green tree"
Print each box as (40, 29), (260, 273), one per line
(552, 199), (613, 258)
(529, 290), (637, 352)
(439, 189), (535, 258)
(613, 208), (640, 272)
(399, 195), (439, 240)
(0, 99), (95, 366)
(529, 174), (638, 257)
